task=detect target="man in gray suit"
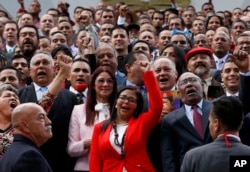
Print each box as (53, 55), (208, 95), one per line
(181, 96), (250, 172)
(161, 72), (212, 172)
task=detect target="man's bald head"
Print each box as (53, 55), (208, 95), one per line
(12, 103), (52, 147)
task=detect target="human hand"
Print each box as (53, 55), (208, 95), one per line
(84, 139), (91, 149)
(231, 50), (250, 73)
(56, 54), (72, 77)
(119, 5), (129, 18)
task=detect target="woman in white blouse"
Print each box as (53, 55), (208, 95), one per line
(67, 66), (117, 172)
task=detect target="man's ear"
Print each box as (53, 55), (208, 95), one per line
(125, 64), (131, 74)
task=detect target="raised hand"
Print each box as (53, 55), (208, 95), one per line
(231, 50), (250, 73)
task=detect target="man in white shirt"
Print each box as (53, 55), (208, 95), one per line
(211, 31), (230, 70)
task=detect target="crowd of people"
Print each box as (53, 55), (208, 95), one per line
(0, 0), (250, 171)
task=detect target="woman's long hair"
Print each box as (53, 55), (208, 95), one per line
(85, 66), (117, 126)
(160, 43), (187, 78)
(101, 86), (144, 132)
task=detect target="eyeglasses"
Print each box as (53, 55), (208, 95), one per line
(178, 77), (199, 87)
(118, 95), (137, 104)
(172, 40), (186, 45)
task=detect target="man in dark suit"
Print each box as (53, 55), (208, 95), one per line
(181, 96), (250, 172)
(18, 51), (77, 172)
(0, 103), (52, 172)
(161, 72), (212, 172)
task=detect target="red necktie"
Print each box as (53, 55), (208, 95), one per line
(192, 105), (203, 138)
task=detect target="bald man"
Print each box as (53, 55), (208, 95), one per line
(0, 103), (52, 172)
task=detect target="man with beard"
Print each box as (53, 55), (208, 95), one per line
(17, 25), (39, 64)
(186, 47), (224, 100)
(161, 72), (212, 172)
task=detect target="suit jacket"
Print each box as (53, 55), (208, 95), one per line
(161, 100), (212, 172)
(0, 134), (52, 172)
(90, 71), (163, 172)
(207, 77), (225, 99)
(18, 84), (78, 172)
(181, 136), (250, 172)
(239, 75), (250, 115)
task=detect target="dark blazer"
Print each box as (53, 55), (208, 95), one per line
(239, 75), (250, 115)
(161, 100), (212, 172)
(181, 136), (250, 172)
(207, 77), (225, 99)
(0, 134), (52, 172)
(18, 84), (78, 172)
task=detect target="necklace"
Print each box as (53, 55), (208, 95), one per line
(113, 122), (127, 158)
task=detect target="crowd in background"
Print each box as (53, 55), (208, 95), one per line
(0, 0), (250, 171)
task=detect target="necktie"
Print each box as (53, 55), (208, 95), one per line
(38, 87), (48, 100)
(76, 92), (84, 104)
(192, 105), (203, 138)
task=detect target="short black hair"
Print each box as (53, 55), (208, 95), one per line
(51, 45), (73, 59)
(0, 66), (21, 81)
(17, 25), (39, 40)
(111, 25), (129, 37)
(123, 51), (148, 76)
(211, 96), (244, 132)
(232, 19), (247, 30)
(11, 54), (29, 68)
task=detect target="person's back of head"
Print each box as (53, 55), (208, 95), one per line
(12, 103), (52, 147)
(209, 96), (243, 140)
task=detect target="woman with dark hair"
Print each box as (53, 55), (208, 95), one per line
(51, 45), (73, 75)
(160, 43), (187, 78)
(90, 69), (163, 172)
(67, 66), (117, 172)
(205, 15), (223, 31)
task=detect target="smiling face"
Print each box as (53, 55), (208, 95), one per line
(221, 61), (240, 94)
(177, 72), (203, 106)
(94, 71), (114, 102)
(187, 53), (213, 80)
(116, 89), (137, 122)
(152, 58), (177, 91)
